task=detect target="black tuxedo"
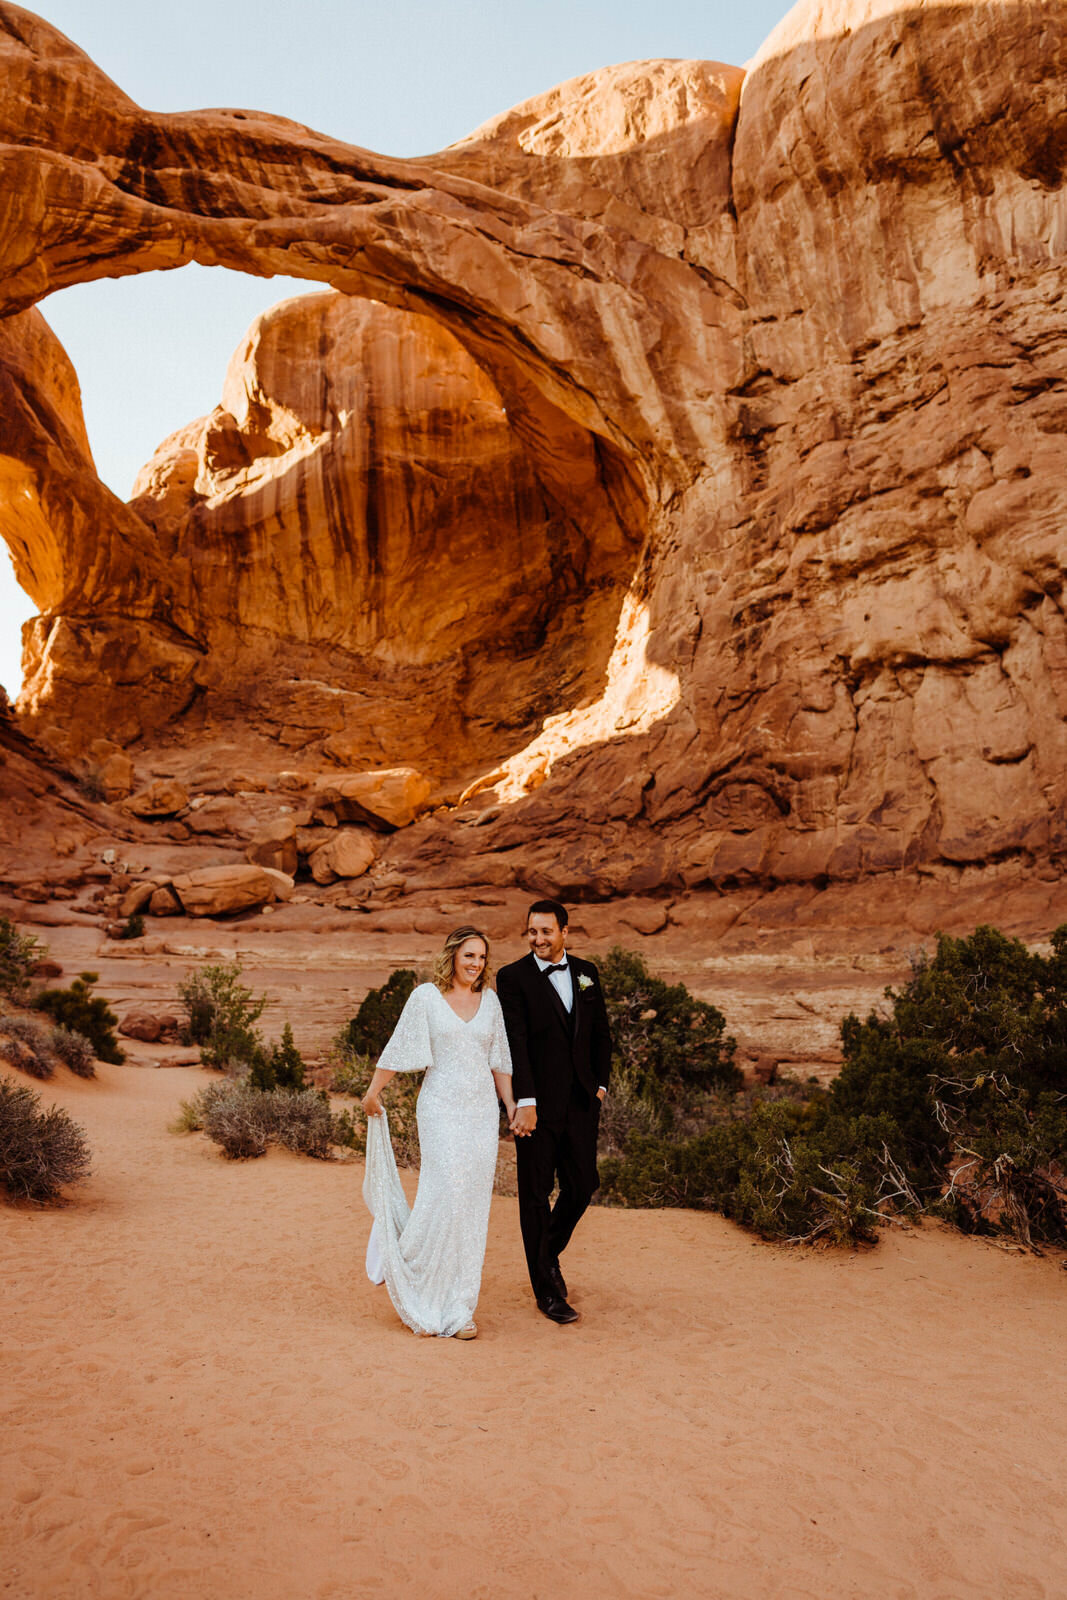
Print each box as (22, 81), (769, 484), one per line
(496, 951), (612, 1300)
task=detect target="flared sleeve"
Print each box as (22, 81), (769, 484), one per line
(487, 989), (513, 1077)
(375, 984), (434, 1074)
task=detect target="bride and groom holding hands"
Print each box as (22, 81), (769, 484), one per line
(360, 899), (612, 1338)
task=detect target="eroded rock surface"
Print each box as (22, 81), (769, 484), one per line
(2, 0), (1067, 926)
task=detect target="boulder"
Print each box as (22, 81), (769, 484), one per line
(260, 867), (295, 901)
(99, 750), (134, 801)
(169, 864), (282, 916)
(118, 1009), (162, 1042)
(308, 828), (377, 883)
(119, 1009), (182, 1042)
(126, 779), (189, 819)
(119, 880), (158, 917)
(148, 884), (182, 916)
(618, 901), (670, 936)
(320, 769), (432, 830)
(246, 817), (299, 876)
(184, 796), (261, 839)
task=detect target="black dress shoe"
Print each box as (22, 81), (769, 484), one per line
(549, 1261), (568, 1300)
(537, 1293), (580, 1325)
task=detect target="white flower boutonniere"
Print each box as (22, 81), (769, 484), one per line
(577, 974), (594, 991)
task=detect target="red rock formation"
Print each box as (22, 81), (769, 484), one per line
(1, 0), (1066, 917)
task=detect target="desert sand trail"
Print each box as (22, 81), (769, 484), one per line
(3, 1061), (1065, 1600)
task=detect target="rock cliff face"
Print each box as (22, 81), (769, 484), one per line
(1, 0), (1067, 912)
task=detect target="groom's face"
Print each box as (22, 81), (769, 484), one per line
(527, 913), (566, 963)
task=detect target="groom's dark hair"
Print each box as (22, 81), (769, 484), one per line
(527, 898), (568, 929)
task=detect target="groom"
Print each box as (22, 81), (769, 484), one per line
(496, 900), (612, 1324)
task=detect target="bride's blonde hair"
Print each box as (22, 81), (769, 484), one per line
(433, 925), (491, 993)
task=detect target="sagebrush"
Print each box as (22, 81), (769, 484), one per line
(0, 1075), (92, 1201)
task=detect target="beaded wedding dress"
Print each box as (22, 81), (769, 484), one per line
(362, 983), (512, 1336)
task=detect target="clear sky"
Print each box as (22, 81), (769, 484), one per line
(0, 0), (796, 697)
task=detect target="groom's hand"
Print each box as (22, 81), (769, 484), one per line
(512, 1105), (537, 1137)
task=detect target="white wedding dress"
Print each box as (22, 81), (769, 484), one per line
(362, 983), (512, 1336)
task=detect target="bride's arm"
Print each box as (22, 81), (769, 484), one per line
(492, 1069), (516, 1122)
(360, 1066), (396, 1118)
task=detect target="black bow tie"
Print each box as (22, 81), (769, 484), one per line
(544, 962), (568, 975)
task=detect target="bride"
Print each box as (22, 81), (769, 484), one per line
(360, 926), (516, 1340)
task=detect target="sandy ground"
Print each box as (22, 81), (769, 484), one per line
(3, 1062), (1066, 1600)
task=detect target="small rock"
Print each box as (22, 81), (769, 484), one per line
(309, 828), (377, 882)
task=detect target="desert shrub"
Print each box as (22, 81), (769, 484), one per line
(204, 1090), (270, 1159)
(247, 1022), (306, 1093)
(324, 1026), (374, 1095)
(345, 968), (417, 1058)
(603, 924), (1067, 1250)
(596, 1054), (665, 1156)
(177, 960), (265, 1070)
(833, 925), (1067, 1244)
(34, 973), (125, 1065)
(0, 917), (43, 1001)
(171, 1079), (235, 1133)
(599, 947), (741, 1116)
(600, 1097), (916, 1245)
(0, 1014), (57, 1078)
(117, 913), (145, 941)
(0, 1075), (92, 1201)
(200, 1081), (333, 1160)
(49, 1025), (96, 1079)
(331, 1105), (365, 1153)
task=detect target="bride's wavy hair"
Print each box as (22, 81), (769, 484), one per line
(433, 926), (492, 993)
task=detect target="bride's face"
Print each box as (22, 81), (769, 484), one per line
(452, 937), (487, 989)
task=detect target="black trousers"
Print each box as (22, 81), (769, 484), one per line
(515, 1084), (600, 1301)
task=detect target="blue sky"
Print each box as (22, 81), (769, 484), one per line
(0, 0), (796, 696)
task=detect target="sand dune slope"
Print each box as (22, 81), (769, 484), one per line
(2, 1064), (1065, 1600)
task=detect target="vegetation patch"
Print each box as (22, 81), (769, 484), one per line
(0, 1075), (92, 1202)
(600, 926), (1067, 1251)
(34, 973), (125, 1065)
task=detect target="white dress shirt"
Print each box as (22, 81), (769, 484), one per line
(515, 954), (606, 1109)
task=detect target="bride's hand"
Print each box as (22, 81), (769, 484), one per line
(361, 1090), (384, 1117)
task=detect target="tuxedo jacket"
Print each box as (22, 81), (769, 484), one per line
(495, 952), (612, 1127)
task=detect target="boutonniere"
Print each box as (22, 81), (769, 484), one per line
(577, 974), (594, 991)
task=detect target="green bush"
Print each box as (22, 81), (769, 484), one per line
(177, 961), (265, 1071)
(324, 1026), (374, 1095)
(599, 947), (741, 1113)
(345, 969), (417, 1058)
(603, 924), (1067, 1250)
(248, 1022), (306, 1093)
(34, 973), (125, 1065)
(117, 913), (145, 941)
(0, 1075), (92, 1201)
(0, 917), (42, 1001)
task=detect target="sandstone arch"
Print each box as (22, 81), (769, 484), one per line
(2, 0), (1067, 910)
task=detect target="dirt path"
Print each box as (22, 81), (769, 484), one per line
(2, 1062), (1065, 1599)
